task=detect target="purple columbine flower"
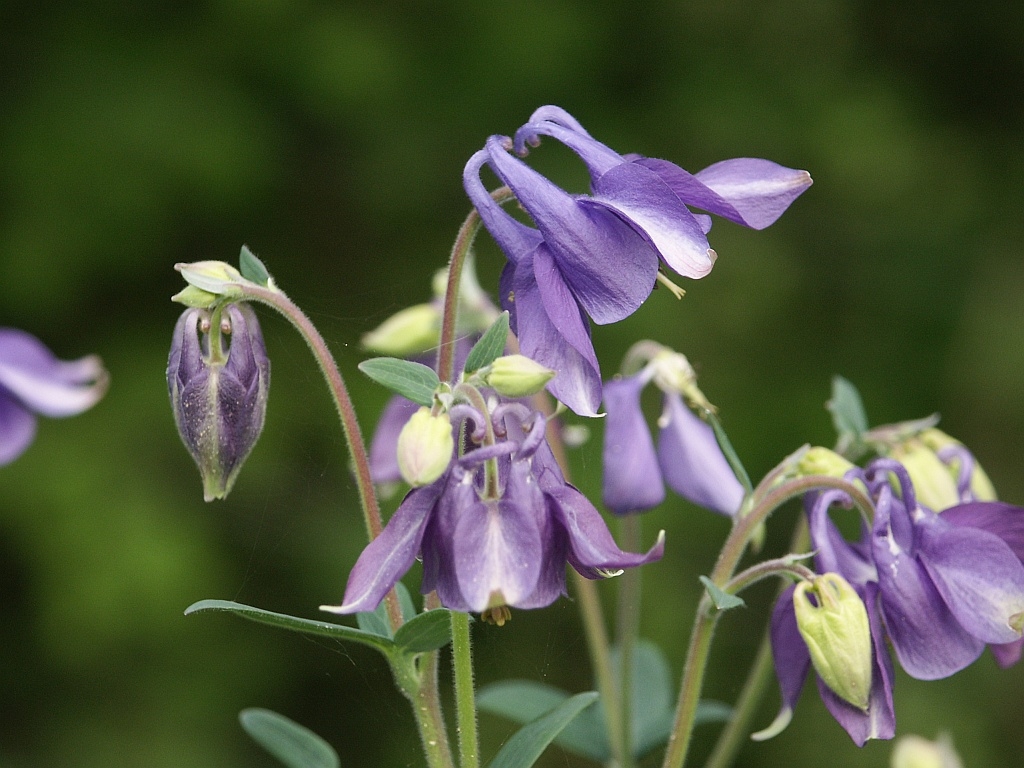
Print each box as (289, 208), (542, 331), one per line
(323, 403), (664, 616)
(463, 106), (811, 416)
(0, 327), (108, 466)
(601, 350), (744, 516)
(167, 303), (270, 501)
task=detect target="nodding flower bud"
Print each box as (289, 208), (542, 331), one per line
(793, 573), (873, 711)
(361, 303), (441, 357)
(167, 303), (270, 501)
(396, 407), (453, 487)
(890, 437), (960, 511)
(919, 428), (997, 502)
(798, 447), (857, 479)
(483, 355), (556, 398)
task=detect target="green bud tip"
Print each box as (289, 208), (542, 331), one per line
(793, 573), (873, 711)
(361, 304), (441, 356)
(798, 447), (856, 479)
(484, 354), (556, 398)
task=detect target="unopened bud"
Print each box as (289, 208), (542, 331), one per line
(799, 447), (857, 479)
(484, 355), (555, 398)
(890, 438), (960, 511)
(175, 261), (246, 297)
(793, 573), (872, 711)
(397, 407), (453, 487)
(920, 428), (997, 502)
(362, 304), (441, 357)
(168, 303), (270, 501)
(890, 734), (963, 768)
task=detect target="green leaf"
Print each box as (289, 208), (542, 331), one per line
(699, 576), (746, 611)
(479, 682), (606, 762)
(487, 691), (600, 768)
(622, 640), (674, 757)
(464, 311), (510, 374)
(828, 376), (869, 457)
(393, 609), (455, 653)
(356, 582), (419, 638)
(358, 357), (439, 407)
(185, 599), (396, 654)
(239, 245), (271, 286)
(239, 708), (339, 768)
(705, 410), (753, 495)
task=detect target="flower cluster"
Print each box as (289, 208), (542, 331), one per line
(0, 327), (107, 465)
(324, 400), (664, 617)
(769, 455), (1024, 744)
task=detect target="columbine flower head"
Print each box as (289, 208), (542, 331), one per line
(323, 400), (664, 617)
(463, 106), (811, 416)
(0, 328), (108, 465)
(601, 345), (744, 516)
(766, 457), (1024, 745)
(167, 303), (270, 501)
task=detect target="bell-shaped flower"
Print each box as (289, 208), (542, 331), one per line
(167, 303), (270, 501)
(0, 327), (108, 465)
(864, 460), (1024, 680)
(464, 107), (811, 416)
(323, 404), (664, 615)
(601, 349), (744, 516)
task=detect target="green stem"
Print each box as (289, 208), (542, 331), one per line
(703, 516), (810, 768)
(436, 186), (514, 384)
(661, 475), (872, 768)
(390, 656), (455, 768)
(451, 612), (479, 768)
(233, 284), (404, 631)
(615, 515), (644, 768)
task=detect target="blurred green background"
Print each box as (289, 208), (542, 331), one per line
(2, 0), (1023, 765)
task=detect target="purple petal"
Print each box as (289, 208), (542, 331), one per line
(991, 638), (1024, 668)
(694, 158), (812, 229)
(0, 394), (37, 465)
(0, 328), (107, 417)
(872, 496), (985, 679)
(547, 483), (664, 578)
(769, 584), (811, 720)
(524, 106), (593, 139)
(453, 495), (543, 613)
(657, 392), (744, 516)
(942, 501), (1024, 561)
(325, 481), (441, 614)
(817, 583), (895, 745)
(601, 375), (665, 514)
(369, 396), (420, 484)
(463, 148), (543, 265)
(916, 512), (1024, 645)
(807, 491), (877, 587)
(513, 117), (623, 179)
(585, 161), (717, 279)
(484, 136), (658, 325)
(512, 251), (603, 417)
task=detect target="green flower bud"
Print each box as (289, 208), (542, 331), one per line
(798, 446), (857, 479)
(890, 438), (961, 511)
(175, 261), (246, 297)
(920, 428), (997, 501)
(890, 734), (963, 768)
(793, 573), (873, 711)
(361, 303), (441, 356)
(397, 407), (454, 487)
(484, 355), (556, 398)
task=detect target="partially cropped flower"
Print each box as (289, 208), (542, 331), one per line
(323, 403), (664, 615)
(0, 328), (108, 465)
(167, 303), (270, 501)
(601, 349), (743, 515)
(464, 106), (811, 415)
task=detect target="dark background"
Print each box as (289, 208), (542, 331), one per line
(2, 1), (1023, 765)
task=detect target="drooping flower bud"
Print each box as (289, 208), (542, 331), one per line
(793, 573), (873, 711)
(396, 407), (453, 487)
(483, 354), (556, 398)
(168, 303), (270, 501)
(919, 427), (997, 501)
(890, 437), (960, 510)
(362, 304), (441, 357)
(890, 734), (963, 768)
(798, 446), (857, 479)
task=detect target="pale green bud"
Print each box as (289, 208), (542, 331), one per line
(484, 355), (556, 398)
(397, 408), (454, 487)
(920, 428), (997, 501)
(176, 261), (247, 297)
(793, 573), (873, 711)
(649, 350), (716, 412)
(890, 438), (961, 510)
(171, 284), (220, 308)
(890, 734), (963, 768)
(361, 303), (441, 356)
(798, 446), (857, 479)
